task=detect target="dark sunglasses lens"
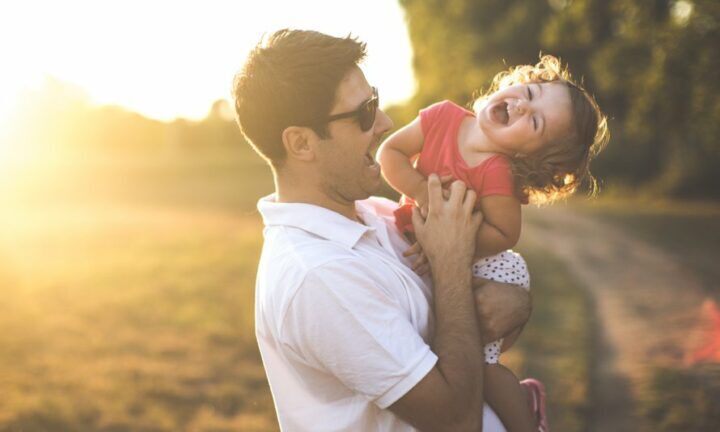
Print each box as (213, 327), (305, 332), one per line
(360, 98), (378, 131)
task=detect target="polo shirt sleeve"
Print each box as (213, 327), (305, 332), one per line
(279, 259), (438, 409)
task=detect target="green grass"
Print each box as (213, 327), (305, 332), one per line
(0, 205), (278, 431)
(14, 150), (720, 431)
(0, 150), (279, 431)
(639, 365), (720, 432)
(573, 199), (720, 431)
(0, 148), (598, 431)
(506, 242), (594, 432)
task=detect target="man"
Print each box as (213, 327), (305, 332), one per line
(233, 29), (532, 431)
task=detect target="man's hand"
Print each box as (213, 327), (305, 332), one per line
(412, 174), (482, 271)
(389, 174), (486, 431)
(414, 175), (455, 219)
(473, 279), (532, 343)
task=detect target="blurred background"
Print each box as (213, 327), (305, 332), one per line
(0, 0), (718, 431)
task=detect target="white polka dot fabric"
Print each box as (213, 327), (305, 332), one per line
(472, 250), (530, 364)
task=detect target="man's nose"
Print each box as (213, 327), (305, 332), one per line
(375, 109), (394, 134)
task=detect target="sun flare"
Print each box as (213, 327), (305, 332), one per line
(0, 0), (414, 125)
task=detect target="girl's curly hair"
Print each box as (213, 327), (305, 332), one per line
(473, 55), (609, 205)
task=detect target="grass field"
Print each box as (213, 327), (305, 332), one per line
(0, 149), (280, 431)
(1, 149), (716, 431)
(573, 199), (720, 432)
(505, 243), (594, 432)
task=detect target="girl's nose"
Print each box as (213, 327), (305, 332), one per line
(514, 99), (529, 114)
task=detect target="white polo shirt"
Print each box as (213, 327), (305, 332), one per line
(255, 194), (505, 431)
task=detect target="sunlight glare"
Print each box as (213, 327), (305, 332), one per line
(0, 0), (415, 123)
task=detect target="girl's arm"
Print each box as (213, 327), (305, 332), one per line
(474, 195), (522, 259)
(376, 116), (429, 207)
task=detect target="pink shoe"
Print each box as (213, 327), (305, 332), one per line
(520, 378), (549, 432)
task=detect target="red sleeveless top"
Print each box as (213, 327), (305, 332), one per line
(394, 100), (526, 233)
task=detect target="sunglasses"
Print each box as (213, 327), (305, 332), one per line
(319, 87), (379, 132)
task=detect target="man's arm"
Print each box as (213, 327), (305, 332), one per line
(472, 279), (532, 344)
(389, 175), (486, 431)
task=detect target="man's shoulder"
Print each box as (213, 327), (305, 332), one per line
(260, 224), (361, 271)
(256, 225), (372, 301)
(255, 227), (379, 334)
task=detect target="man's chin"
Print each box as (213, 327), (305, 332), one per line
(359, 178), (383, 200)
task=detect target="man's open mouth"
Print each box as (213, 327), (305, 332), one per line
(365, 143), (380, 167)
(364, 151), (377, 166)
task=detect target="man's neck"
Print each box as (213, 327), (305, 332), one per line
(275, 176), (361, 223)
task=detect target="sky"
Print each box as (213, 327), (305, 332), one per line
(0, 0), (416, 124)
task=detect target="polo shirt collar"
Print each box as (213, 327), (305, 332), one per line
(257, 194), (375, 248)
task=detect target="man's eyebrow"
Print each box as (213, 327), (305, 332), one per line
(354, 88), (374, 108)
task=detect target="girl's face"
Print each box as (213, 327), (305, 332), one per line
(477, 81), (572, 155)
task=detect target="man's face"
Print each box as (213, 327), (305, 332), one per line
(315, 67), (393, 204)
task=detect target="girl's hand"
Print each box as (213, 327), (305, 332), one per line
(403, 242), (430, 276)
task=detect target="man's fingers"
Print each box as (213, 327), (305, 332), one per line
(448, 179), (467, 208)
(439, 174), (454, 186)
(403, 241), (422, 257)
(412, 252), (428, 270)
(463, 188), (477, 214)
(426, 174), (443, 214)
(414, 263), (430, 276)
(420, 204), (428, 219)
(472, 210), (483, 227)
(410, 206), (425, 233)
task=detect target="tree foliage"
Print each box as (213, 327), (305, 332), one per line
(398, 0), (720, 198)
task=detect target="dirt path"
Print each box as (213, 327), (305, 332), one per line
(522, 205), (710, 432)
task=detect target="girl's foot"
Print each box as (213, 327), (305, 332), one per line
(520, 378), (549, 432)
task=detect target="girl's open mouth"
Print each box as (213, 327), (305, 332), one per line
(490, 101), (510, 125)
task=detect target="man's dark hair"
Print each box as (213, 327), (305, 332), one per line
(232, 29), (367, 168)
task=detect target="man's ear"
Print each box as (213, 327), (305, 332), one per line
(282, 126), (316, 162)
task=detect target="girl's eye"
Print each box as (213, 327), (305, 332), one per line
(532, 117), (538, 130)
(527, 86), (533, 101)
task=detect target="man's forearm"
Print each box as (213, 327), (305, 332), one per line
(430, 261), (485, 419)
(397, 175), (486, 431)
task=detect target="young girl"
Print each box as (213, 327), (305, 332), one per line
(377, 55), (609, 432)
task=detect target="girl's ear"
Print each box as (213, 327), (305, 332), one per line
(282, 126), (316, 162)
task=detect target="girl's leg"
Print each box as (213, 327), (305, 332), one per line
(485, 363), (537, 432)
(473, 251), (537, 431)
